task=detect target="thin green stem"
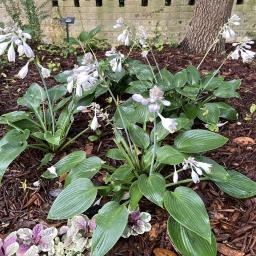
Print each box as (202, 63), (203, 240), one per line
(165, 168), (184, 180)
(150, 114), (156, 176)
(166, 177), (209, 187)
(59, 127), (90, 151)
(150, 47), (162, 79)
(28, 144), (49, 152)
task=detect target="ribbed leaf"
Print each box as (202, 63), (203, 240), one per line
(156, 145), (186, 165)
(91, 202), (128, 256)
(138, 174), (166, 207)
(106, 148), (126, 160)
(164, 187), (211, 242)
(174, 129), (228, 153)
(168, 217), (217, 256)
(216, 170), (256, 198)
(48, 178), (97, 219)
(129, 181), (143, 211)
(128, 124), (150, 149)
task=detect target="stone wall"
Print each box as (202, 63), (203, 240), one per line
(1, 0), (256, 44)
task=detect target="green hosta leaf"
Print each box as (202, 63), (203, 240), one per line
(54, 70), (72, 83)
(48, 85), (67, 103)
(197, 103), (221, 124)
(214, 79), (240, 98)
(214, 102), (238, 120)
(125, 81), (152, 94)
(183, 103), (200, 119)
(156, 145), (185, 165)
(17, 83), (46, 109)
(106, 148), (126, 160)
(91, 201), (128, 256)
(132, 64), (154, 82)
(168, 217), (217, 256)
(186, 65), (201, 85)
(177, 86), (199, 100)
(138, 174), (166, 207)
(164, 187), (212, 242)
(42, 151), (86, 178)
(174, 69), (188, 88)
(129, 181), (143, 211)
(65, 156), (102, 186)
(128, 124), (150, 149)
(216, 170), (256, 198)
(48, 178), (97, 219)
(44, 130), (62, 146)
(0, 111), (31, 125)
(174, 129), (228, 153)
(156, 68), (175, 90)
(111, 164), (134, 181)
(0, 130), (29, 181)
(196, 156), (230, 182)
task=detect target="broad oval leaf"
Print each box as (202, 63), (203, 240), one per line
(168, 217), (217, 256)
(128, 124), (150, 149)
(215, 170), (256, 199)
(91, 201), (128, 256)
(174, 70), (188, 88)
(156, 145), (185, 165)
(48, 178), (97, 219)
(214, 79), (240, 98)
(174, 129), (228, 153)
(0, 111), (31, 124)
(65, 156), (102, 186)
(164, 187), (211, 242)
(197, 103), (220, 124)
(138, 174), (166, 207)
(106, 148), (126, 160)
(129, 181), (143, 211)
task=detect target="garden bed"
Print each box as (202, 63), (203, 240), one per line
(0, 45), (255, 256)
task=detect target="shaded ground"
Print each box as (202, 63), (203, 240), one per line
(0, 44), (255, 256)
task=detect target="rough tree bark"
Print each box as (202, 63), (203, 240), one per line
(181, 0), (234, 54)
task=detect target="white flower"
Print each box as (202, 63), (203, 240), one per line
(158, 112), (177, 133)
(182, 157), (212, 183)
(132, 86), (170, 113)
(117, 29), (129, 46)
(33, 181), (40, 187)
(222, 26), (236, 40)
(0, 41), (9, 55)
(17, 62), (29, 79)
(22, 41), (34, 58)
(8, 42), (15, 62)
(141, 50), (149, 58)
(47, 166), (57, 176)
(228, 14), (241, 26)
(81, 52), (93, 65)
(173, 169), (178, 184)
(39, 65), (51, 78)
(230, 37), (255, 63)
(136, 26), (148, 46)
(90, 111), (99, 131)
(113, 17), (124, 29)
(105, 47), (124, 72)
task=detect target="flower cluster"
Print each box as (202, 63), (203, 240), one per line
(230, 37), (256, 63)
(122, 211), (151, 238)
(113, 18), (129, 46)
(181, 157), (212, 184)
(221, 14), (240, 40)
(132, 86), (177, 133)
(66, 60), (99, 97)
(105, 47), (125, 72)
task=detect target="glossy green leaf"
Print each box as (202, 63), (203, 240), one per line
(164, 187), (211, 242)
(129, 181), (143, 211)
(156, 145), (185, 165)
(65, 156), (102, 186)
(0, 111), (31, 125)
(91, 201), (128, 256)
(174, 69), (188, 88)
(216, 170), (256, 198)
(156, 68), (175, 90)
(174, 129), (228, 153)
(125, 81), (152, 94)
(111, 164), (134, 181)
(48, 85), (67, 102)
(138, 174), (166, 207)
(168, 217), (217, 256)
(128, 124), (150, 149)
(48, 178), (97, 219)
(106, 148), (126, 160)
(186, 65), (201, 85)
(214, 79), (240, 98)
(197, 103), (220, 124)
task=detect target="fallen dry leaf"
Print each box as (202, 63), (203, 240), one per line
(153, 248), (177, 256)
(149, 223), (160, 240)
(217, 243), (244, 256)
(233, 136), (255, 146)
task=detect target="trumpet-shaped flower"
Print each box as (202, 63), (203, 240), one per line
(90, 111), (99, 131)
(113, 17), (124, 29)
(39, 64), (51, 79)
(122, 211), (151, 238)
(158, 112), (177, 134)
(132, 86), (170, 113)
(17, 62), (29, 79)
(182, 157), (212, 183)
(117, 29), (129, 46)
(0, 232), (19, 256)
(221, 14), (240, 40)
(230, 37), (255, 63)
(173, 169), (179, 184)
(105, 47), (124, 72)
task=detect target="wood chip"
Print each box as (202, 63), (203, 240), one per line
(217, 243), (245, 256)
(233, 137), (255, 146)
(153, 248), (177, 256)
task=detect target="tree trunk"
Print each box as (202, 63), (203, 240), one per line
(181, 0), (234, 54)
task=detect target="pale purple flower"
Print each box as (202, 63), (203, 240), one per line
(38, 64), (51, 78)
(105, 48), (124, 72)
(158, 112), (177, 133)
(117, 29), (129, 46)
(122, 211), (151, 238)
(182, 157), (212, 184)
(132, 86), (170, 113)
(0, 232), (19, 256)
(81, 52), (93, 65)
(230, 37), (256, 63)
(113, 17), (124, 29)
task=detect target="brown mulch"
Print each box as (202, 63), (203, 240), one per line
(0, 44), (255, 256)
